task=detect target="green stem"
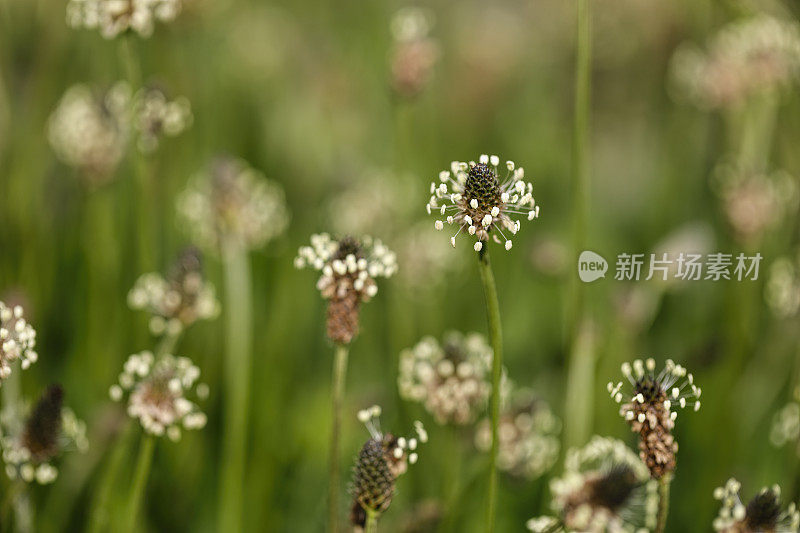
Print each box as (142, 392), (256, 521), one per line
(328, 343), (349, 533)
(365, 511), (379, 533)
(218, 238), (253, 533)
(655, 474), (672, 533)
(564, 0), (593, 451)
(123, 435), (155, 533)
(477, 249), (503, 533)
(444, 426), (463, 532)
(87, 420), (135, 533)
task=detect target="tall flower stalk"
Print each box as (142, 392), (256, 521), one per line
(427, 154), (539, 531)
(295, 234), (397, 531)
(178, 157), (288, 531)
(564, 0), (593, 451)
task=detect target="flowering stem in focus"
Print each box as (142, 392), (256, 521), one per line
(123, 434), (155, 533)
(365, 511), (379, 533)
(218, 238), (253, 533)
(565, 0), (593, 451)
(655, 474), (672, 533)
(477, 248), (503, 533)
(328, 343), (349, 533)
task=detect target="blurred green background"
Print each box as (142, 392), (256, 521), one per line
(2, 0), (800, 531)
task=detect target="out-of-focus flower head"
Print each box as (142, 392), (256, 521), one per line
(294, 234), (397, 344)
(132, 86), (192, 153)
(771, 386), (800, 455)
(110, 352), (208, 440)
(0, 385), (88, 485)
(527, 436), (657, 533)
(349, 405), (427, 528)
(670, 15), (800, 109)
(398, 331), (492, 425)
(0, 301), (37, 385)
(177, 157), (290, 252)
(713, 478), (800, 532)
(428, 155), (539, 252)
(128, 247), (220, 335)
(47, 82), (131, 185)
(712, 161), (797, 245)
(67, 0), (182, 39)
(608, 358), (701, 479)
(475, 387), (560, 479)
(765, 252), (800, 318)
(389, 7), (440, 99)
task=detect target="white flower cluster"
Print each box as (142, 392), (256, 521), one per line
(0, 403), (88, 485)
(0, 302), (38, 384)
(47, 82), (131, 183)
(66, 0), (182, 39)
(398, 332), (492, 425)
(294, 234), (397, 302)
(713, 478), (800, 532)
(475, 389), (560, 479)
(671, 15), (800, 109)
(428, 155), (539, 252)
(128, 272), (219, 335)
(358, 405), (428, 470)
(608, 358), (702, 423)
(177, 158), (290, 252)
(133, 87), (192, 152)
(528, 436), (656, 533)
(110, 352), (208, 440)
(771, 387), (800, 454)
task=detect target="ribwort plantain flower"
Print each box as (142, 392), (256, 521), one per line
(132, 86), (192, 153)
(0, 385), (88, 485)
(712, 478), (800, 532)
(349, 406), (427, 529)
(389, 7), (440, 99)
(765, 253), (800, 318)
(66, 0), (182, 39)
(109, 352), (208, 441)
(0, 301), (38, 384)
(294, 234), (397, 345)
(527, 436), (657, 533)
(670, 15), (800, 109)
(47, 82), (131, 184)
(398, 332), (492, 425)
(128, 247), (220, 335)
(427, 155), (539, 252)
(177, 157), (289, 252)
(475, 388), (560, 479)
(771, 387), (800, 456)
(608, 359), (701, 479)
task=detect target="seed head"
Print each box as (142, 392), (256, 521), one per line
(1, 386), (88, 485)
(47, 82), (131, 185)
(608, 358), (701, 479)
(428, 155), (539, 252)
(349, 406), (426, 524)
(713, 478), (800, 532)
(475, 388), (560, 479)
(528, 436), (657, 533)
(110, 352), (208, 440)
(67, 0), (183, 39)
(0, 301), (38, 385)
(295, 234), (397, 344)
(398, 332), (492, 425)
(177, 157), (290, 252)
(128, 248), (220, 335)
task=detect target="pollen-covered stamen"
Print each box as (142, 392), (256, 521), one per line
(427, 155), (539, 252)
(609, 358), (701, 479)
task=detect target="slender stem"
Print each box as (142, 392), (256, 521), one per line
(477, 249), (503, 533)
(328, 343), (350, 533)
(123, 435), (155, 533)
(218, 238), (253, 533)
(12, 483), (33, 533)
(444, 426), (463, 532)
(564, 0), (593, 451)
(655, 474), (672, 533)
(365, 511), (379, 533)
(87, 420), (135, 533)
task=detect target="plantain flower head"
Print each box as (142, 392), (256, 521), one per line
(67, 0), (182, 39)
(0, 302), (38, 385)
(713, 478), (800, 532)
